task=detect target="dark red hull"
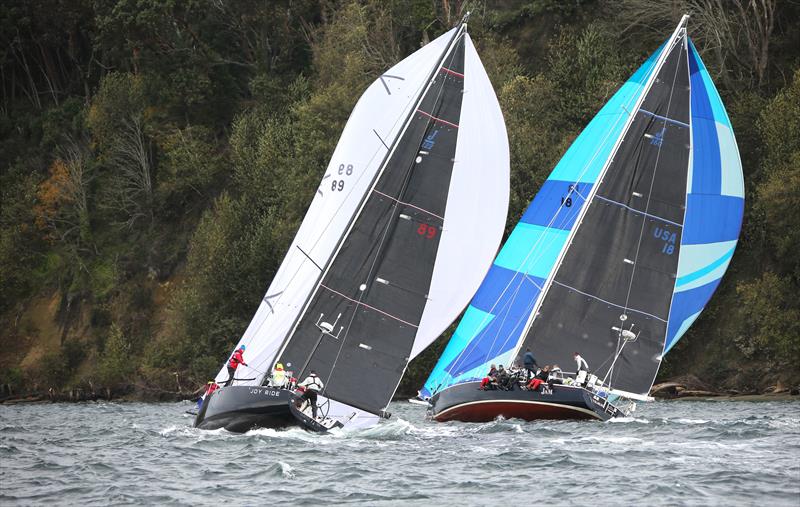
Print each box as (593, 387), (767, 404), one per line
(435, 399), (601, 422)
(430, 381), (621, 422)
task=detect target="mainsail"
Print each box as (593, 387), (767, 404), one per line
(422, 15), (743, 398)
(215, 18), (509, 425)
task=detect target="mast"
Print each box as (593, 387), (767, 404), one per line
(269, 19), (470, 411)
(507, 15), (691, 372)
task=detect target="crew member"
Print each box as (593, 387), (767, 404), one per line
(496, 365), (511, 390)
(225, 345), (248, 387)
(270, 363), (287, 388)
(523, 348), (539, 379)
(480, 364), (498, 390)
(574, 352), (589, 374)
(526, 366), (551, 391)
(196, 380), (219, 410)
(298, 370), (324, 419)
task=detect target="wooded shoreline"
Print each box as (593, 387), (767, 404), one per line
(2, 1), (798, 402)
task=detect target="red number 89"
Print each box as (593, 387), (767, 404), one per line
(417, 223), (437, 239)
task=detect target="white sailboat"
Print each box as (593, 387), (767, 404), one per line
(195, 13), (510, 432)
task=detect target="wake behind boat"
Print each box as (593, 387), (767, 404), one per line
(195, 12), (510, 433)
(424, 14), (744, 423)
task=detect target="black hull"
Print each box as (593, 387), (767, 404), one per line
(194, 386), (296, 432)
(429, 381), (623, 422)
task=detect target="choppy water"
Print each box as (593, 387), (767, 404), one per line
(1, 399), (798, 505)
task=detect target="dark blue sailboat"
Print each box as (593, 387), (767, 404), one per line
(426, 15), (744, 422)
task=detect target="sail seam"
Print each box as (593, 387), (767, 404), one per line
(440, 66), (464, 78)
(416, 109), (459, 128)
(639, 108), (690, 128)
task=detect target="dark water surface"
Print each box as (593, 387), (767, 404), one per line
(1, 399), (798, 505)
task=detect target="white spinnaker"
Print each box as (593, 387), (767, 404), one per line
(214, 30), (457, 386)
(409, 34), (510, 359)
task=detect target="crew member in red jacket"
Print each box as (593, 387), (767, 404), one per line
(224, 345), (248, 387)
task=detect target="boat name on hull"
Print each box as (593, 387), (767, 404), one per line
(248, 387), (284, 397)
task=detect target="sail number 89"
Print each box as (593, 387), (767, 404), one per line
(417, 223), (437, 239)
(331, 164), (353, 192)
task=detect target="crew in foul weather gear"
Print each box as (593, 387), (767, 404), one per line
(270, 363), (287, 388)
(526, 365), (551, 391)
(297, 371), (324, 419)
(224, 345), (248, 387)
(480, 364), (498, 390)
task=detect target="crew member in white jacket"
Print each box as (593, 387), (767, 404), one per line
(573, 352), (589, 373)
(298, 371), (324, 419)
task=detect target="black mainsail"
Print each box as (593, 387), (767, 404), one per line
(277, 35), (468, 415)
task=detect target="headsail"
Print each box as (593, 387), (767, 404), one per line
(421, 36), (665, 398)
(422, 16), (743, 399)
(276, 20), (509, 419)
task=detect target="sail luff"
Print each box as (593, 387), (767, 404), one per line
(265, 25), (468, 389)
(504, 17), (691, 368)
